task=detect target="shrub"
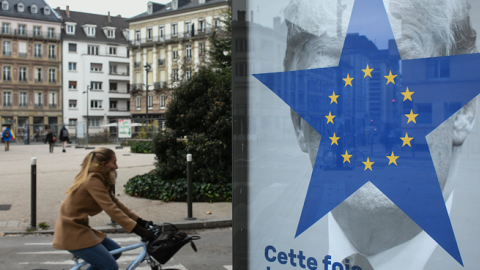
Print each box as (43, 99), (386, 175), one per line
(131, 141), (153, 153)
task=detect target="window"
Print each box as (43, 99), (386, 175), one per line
(3, 91), (11, 106)
(135, 30), (140, 41)
(109, 65), (117, 74)
(2, 23), (10, 34)
(18, 25), (25, 35)
(110, 82), (117, 90)
(136, 96), (141, 109)
(147, 27), (152, 40)
(91, 82), (102, 90)
(2, 1), (8, 10)
(49, 69), (56, 83)
(18, 3), (23, 12)
(3, 66), (11, 81)
(185, 22), (190, 33)
(172, 0), (178, 9)
(69, 81), (77, 90)
(160, 94), (165, 109)
(109, 47), (117, 55)
(48, 45), (55, 58)
(35, 93), (42, 106)
(18, 41), (26, 57)
(88, 45), (99, 55)
(159, 26), (164, 37)
(172, 23), (177, 36)
(416, 103), (433, 124)
(68, 62), (77, 71)
(148, 3), (152, 14)
(199, 43), (205, 56)
(19, 67), (26, 82)
(86, 26), (96, 37)
(172, 50), (178, 60)
(88, 119), (100, 127)
(44, 6), (50, 15)
(34, 44), (41, 57)
(90, 100), (103, 108)
(33, 26), (41, 36)
(19, 92), (27, 107)
(3, 41), (10, 56)
(172, 69), (178, 82)
(199, 20), (205, 32)
(66, 24), (75, 35)
(36, 68), (42, 82)
(148, 95), (153, 108)
(48, 28), (54, 38)
(186, 44), (191, 58)
(214, 18), (220, 28)
(69, 119), (77, 126)
(69, 100), (77, 108)
(427, 58), (450, 79)
(90, 63), (102, 72)
(68, 43), (77, 52)
(110, 100), (117, 109)
(186, 68), (191, 80)
(31, 4), (37, 13)
(107, 29), (115, 38)
(49, 93), (56, 107)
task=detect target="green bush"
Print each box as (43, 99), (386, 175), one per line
(124, 172), (232, 202)
(130, 141), (153, 153)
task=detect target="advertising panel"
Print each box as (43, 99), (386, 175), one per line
(118, 119), (132, 139)
(233, 0), (480, 269)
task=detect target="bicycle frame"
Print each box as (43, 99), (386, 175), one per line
(70, 241), (153, 270)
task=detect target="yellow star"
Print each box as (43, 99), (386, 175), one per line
(384, 71), (397, 85)
(401, 87), (414, 101)
(343, 74), (354, 87)
(325, 112), (335, 124)
(342, 150), (353, 163)
(386, 151), (399, 165)
(363, 157), (374, 171)
(329, 133), (340, 145)
(329, 91), (339, 104)
(362, 64), (374, 78)
(405, 109), (419, 124)
(400, 133), (414, 147)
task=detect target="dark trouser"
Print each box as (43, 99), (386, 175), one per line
(49, 142), (54, 152)
(4, 141), (9, 151)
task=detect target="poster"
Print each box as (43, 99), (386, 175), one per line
(118, 119), (132, 139)
(232, 0), (480, 269)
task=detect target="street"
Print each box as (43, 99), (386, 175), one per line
(0, 228), (232, 270)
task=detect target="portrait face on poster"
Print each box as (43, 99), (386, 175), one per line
(235, 0), (480, 269)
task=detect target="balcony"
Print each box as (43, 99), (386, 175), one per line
(130, 83), (143, 91)
(3, 77), (11, 82)
(49, 104), (57, 108)
(35, 78), (42, 83)
(128, 27), (216, 47)
(35, 103), (43, 108)
(19, 78), (27, 83)
(154, 81), (167, 90)
(19, 103), (27, 107)
(109, 72), (129, 76)
(3, 102), (11, 107)
(0, 29), (61, 40)
(49, 54), (56, 59)
(3, 51), (11, 56)
(184, 56), (192, 63)
(109, 88), (130, 94)
(18, 52), (27, 58)
(34, 53), (42, 58)
(158, 59), (165, 66)
(49, 79), (56, 84)
(134, 62), (141, 68)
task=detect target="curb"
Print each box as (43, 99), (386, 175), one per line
(0, 218), (232, 235)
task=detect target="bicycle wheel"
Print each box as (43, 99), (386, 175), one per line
(323, 150), (336, 166)
(349, 150), (366, 167)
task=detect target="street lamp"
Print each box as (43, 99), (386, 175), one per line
(83, 85), (91, 148)
(144, 64), (152, 121)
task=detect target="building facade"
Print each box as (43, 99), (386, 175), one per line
(126, 0), (230, 123)
(0, 0), (62, 140)
(56, 6), (130, 134)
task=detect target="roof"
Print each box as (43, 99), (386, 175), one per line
(56, 8), (129, 44)
(0, 0), (61, 23)
(127, 0), (229, 23)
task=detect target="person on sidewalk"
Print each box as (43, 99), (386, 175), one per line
(52, 147), (155, 270)
(44, 129), (56, 153)
(59, 126), (69, 153)
(2, 127), (12, 151)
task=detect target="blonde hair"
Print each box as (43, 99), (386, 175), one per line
(66, 147), (116, 194)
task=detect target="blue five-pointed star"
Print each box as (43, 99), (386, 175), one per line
(254, 0), (480, 266)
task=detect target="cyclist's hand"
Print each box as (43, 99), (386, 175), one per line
(132, 224), (155, 241)
(137, 217), (154, 228)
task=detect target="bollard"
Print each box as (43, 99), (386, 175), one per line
(185, 154), (196, 220)
(29, 157), (37, 229)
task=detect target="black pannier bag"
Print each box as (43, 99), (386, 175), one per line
(147, 223), (200, 264)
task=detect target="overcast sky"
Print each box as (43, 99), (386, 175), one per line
(46, 0), (170, 19)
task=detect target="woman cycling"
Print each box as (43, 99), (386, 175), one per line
(52, 147), (155, 270)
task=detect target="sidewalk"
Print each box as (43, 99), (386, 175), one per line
(0, 143), (231, 234)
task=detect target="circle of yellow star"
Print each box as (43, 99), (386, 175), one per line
(329, 133), (340, 145)
(325, 112), (335, 124)
(405, 109), (419, 124)
(342, 150), (353, 163)
(343, 74), (354, 87)
(400, 133), (414, 147)
(363, 157), (374, 171)
(401, 87), (414, 101)
(329, 91), (339, 104)
(386, 151), (399, 165)
(384, 71), (397, 85)
(362, 64), (374, 78)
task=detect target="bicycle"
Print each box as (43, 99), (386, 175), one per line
(70, 223), (200, 270)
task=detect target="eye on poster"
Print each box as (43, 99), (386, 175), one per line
(232, 0), (480, 269)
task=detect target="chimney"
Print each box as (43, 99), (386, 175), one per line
(108, 11), (111, 22)
(66, 5), (70, 18)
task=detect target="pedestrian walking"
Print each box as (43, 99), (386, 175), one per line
(59, 126), (70, 153)
(2, 127), (12, 151)
(44, 129), (57, 153)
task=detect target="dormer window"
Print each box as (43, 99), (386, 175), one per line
(147, 3), (152, 14)
(107, 29), (115, 38)
(2, 1), (9, 10)
(172, 0), (177, 10)
(17, 3), (24, 12)
(44, 6), (50, 15)
(31, 4), (37, 13)
(66, 23), (76, 35)
(199, 0), (205, 3)
(84, 25), (96, 37)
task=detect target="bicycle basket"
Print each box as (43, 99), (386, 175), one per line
(147, 223), (200, 264)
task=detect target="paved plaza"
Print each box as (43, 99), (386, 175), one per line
(0, 143), (231, 233)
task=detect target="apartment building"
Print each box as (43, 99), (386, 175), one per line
(0, 0), (62, 139)
(56, 6), (130, 133)
(126, 0), (230, 123)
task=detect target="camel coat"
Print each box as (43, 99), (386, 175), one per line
(52, 169), (139, 251)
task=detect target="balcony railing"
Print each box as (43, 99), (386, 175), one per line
(109, 72), (129, 76)
(0, 29), (61, 40)
(35, 78), (42, 83)
(19, 103), (27, 107)
(34, 53), (42, 58)
(3, 77), (11, 81)
(134, 62), (141, 68)
(18, 52), (27, 58)
(154, 81), (167, 89)
(3, 51), (11, 56)
(128, 27), (216, 46)
(109, 89), (130, 94)
(49, 104), (57, 108)
(3, 102), (11, 107)
(184, 56), (192, 63)
(19, 78), (27, 83)
(130, 83), (143, 91)
(49, 79), (56, 84)
(49, 54), (56, 59)
(35, 103), (43, 108)
(80, 51), (128, 58)
(158, 59), (165, 66)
